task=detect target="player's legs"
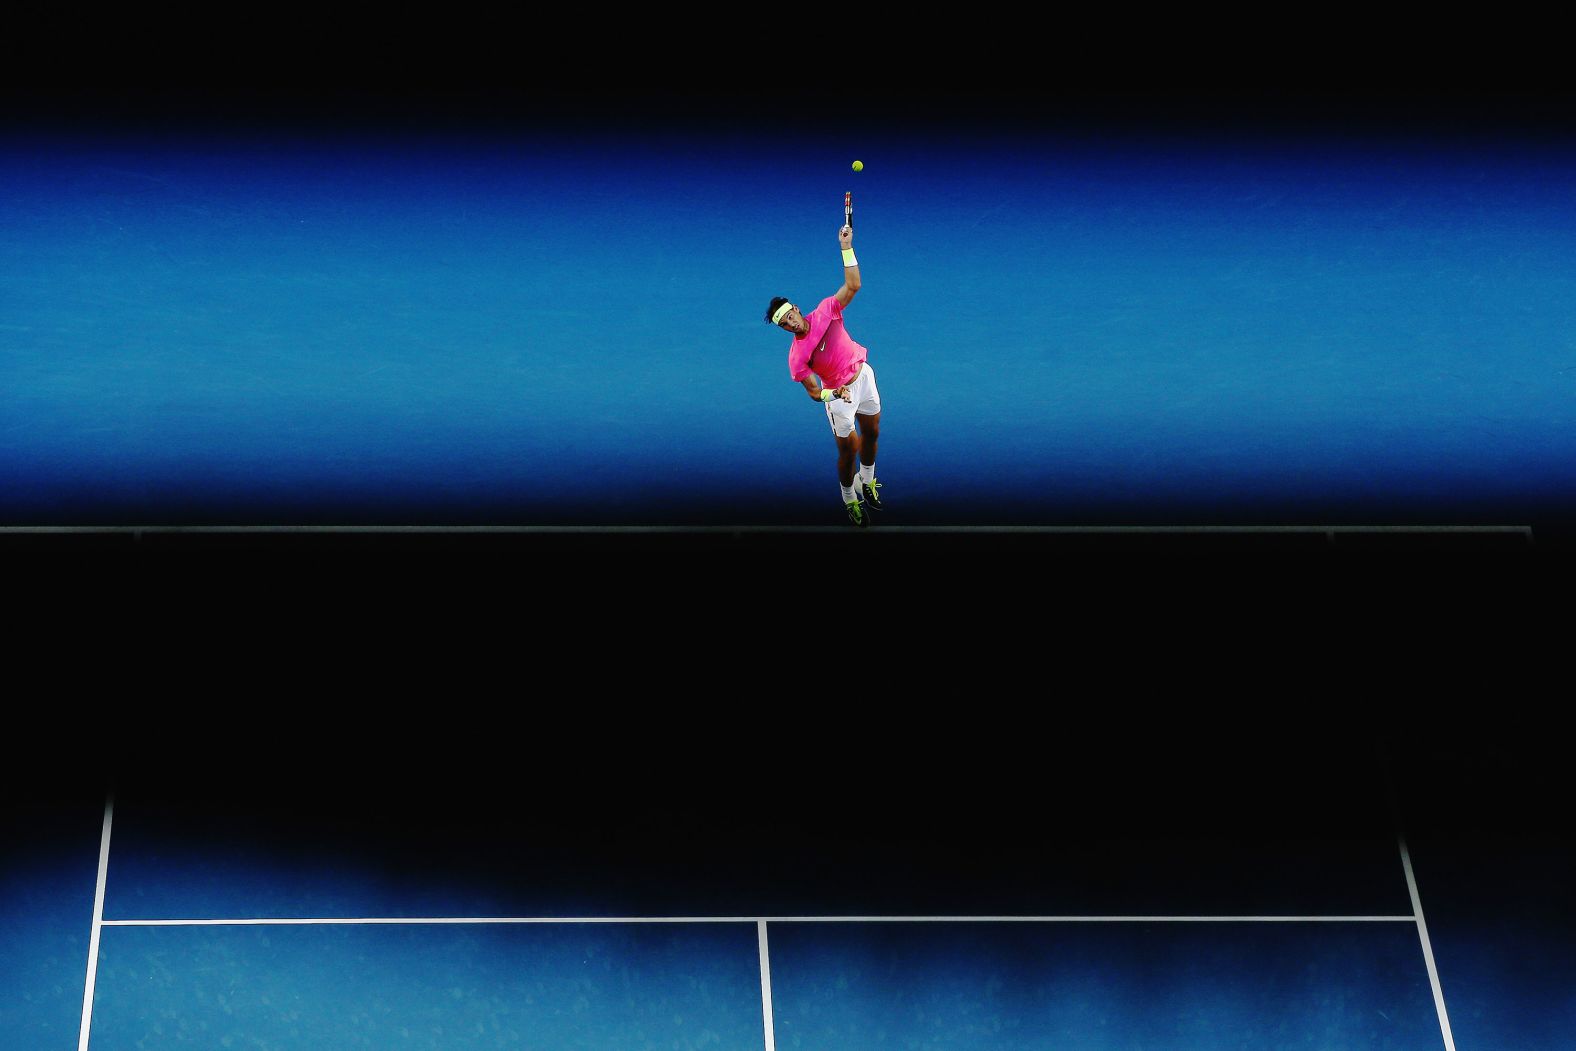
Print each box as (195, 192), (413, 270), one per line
(853, 412), (883, 510)
(827, 397), (866, 525)
(855, 411), (879, 466)
(851, 364), (884, 508)
(836, 431), (861, 488)
(835, 431), (865, 526)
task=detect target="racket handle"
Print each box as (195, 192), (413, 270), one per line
(844, 191), (853, 229)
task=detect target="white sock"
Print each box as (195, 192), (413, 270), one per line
(841, 483), (856, 504)
(859, 462), (876, 485)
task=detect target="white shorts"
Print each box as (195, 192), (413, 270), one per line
(824, 363), (882, 438)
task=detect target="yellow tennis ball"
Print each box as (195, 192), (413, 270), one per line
(852, 160), (864, 172)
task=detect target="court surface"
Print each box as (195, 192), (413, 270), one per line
(5, 733), (1571, 1050)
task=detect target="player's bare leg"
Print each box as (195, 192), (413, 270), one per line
(856, 411), (880, 464)
(855, 411), (883, 510)
(836, 431), (867, 526)
(837, 431), (861, 488)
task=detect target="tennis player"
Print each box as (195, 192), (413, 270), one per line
(766, 223), (883, 527)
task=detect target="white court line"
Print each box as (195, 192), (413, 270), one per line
(756, 921), (777, 1051)
(76, 794), (115, 1051)
(99, 914), (1418, 926)
(1399, 837), (1459, 1051)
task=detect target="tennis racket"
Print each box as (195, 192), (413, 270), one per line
(844, 191), (853, 231)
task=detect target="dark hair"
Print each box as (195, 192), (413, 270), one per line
(765, 296), (790, 324)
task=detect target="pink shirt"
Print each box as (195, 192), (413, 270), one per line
(788, 296), (868, 390)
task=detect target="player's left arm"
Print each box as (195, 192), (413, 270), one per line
(834, 224), (860, 308)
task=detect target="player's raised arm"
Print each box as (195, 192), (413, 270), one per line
(834, 224), (860, 308)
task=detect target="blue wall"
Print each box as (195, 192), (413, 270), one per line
(4, 131), (1573, 525)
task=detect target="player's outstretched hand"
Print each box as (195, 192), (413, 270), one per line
(839, 225), (853, 248)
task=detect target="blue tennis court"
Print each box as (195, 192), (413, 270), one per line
(5, 733), (1573, 1050)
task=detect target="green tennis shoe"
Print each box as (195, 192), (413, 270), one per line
(845, 499), (867, 528)
(861, 479), (883, 510)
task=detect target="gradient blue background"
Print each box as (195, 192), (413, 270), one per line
(3, 131), (1573, 526)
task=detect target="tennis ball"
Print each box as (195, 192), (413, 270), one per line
(852, 160), (864, 172)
